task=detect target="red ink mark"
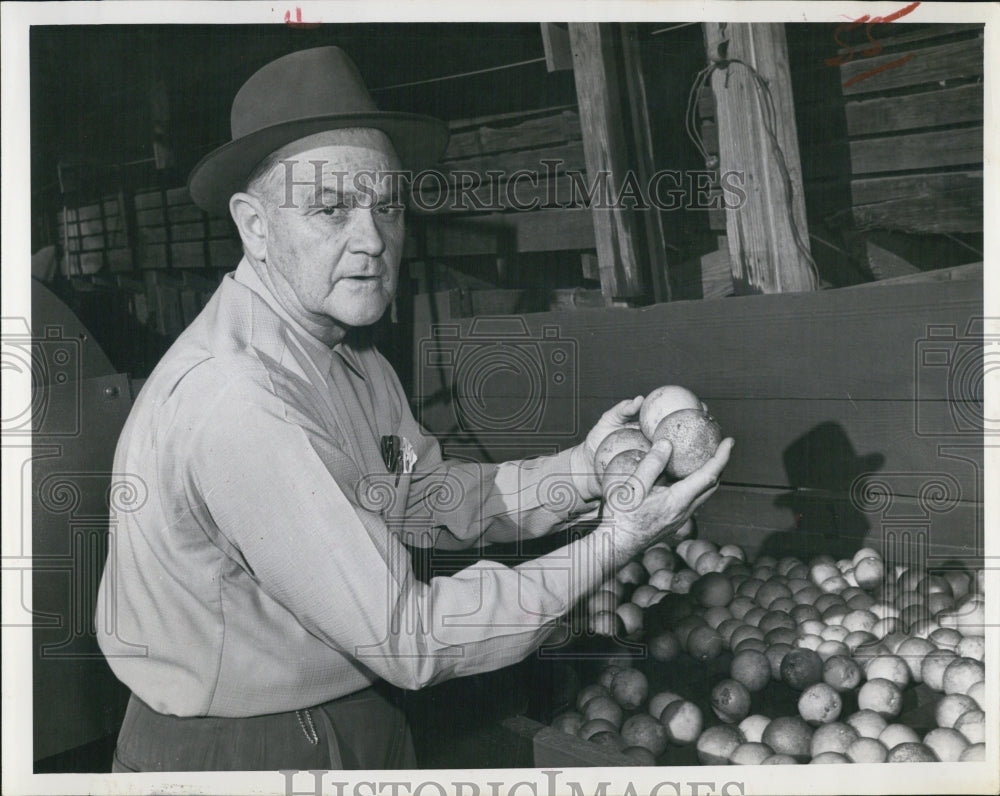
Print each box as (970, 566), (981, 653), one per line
(825, 1), (921, 87)
(842, 52), (917, 89)
(284, 7), (321, 29)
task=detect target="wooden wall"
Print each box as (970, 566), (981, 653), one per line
(412, 277), (984, 565)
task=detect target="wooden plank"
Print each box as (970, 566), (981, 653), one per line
(447, 104), (576, 133)
(568, 23), (646, 302)
(409, 173), (585, 217)
(704, 23), (816, 294)
(847, 262), (982, 288)
(845, 84), (983, 137)
(410, 278), (982, 404)
(540, 23), (573, 72)
(443, 112), (580, 161)
(840, 38), (983, 95)
(849, 171), (982, 233)
(439, 143), (586, 186)
(835, 23), (983, 56)
(533, 726), (634, 768)
(850, 127), (982, 175)
(406, 207), (595, 259)
(622, 22), (671, 303)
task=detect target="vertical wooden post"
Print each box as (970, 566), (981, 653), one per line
(621, 24), (671, 303)
(568, 23), (646, 304)
(703, 23), (817, 294)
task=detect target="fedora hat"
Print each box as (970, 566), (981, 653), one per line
(188, 46), (449, 215)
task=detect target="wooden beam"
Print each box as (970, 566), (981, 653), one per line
(704, 22), (816, 294)
(568, 23), (646, 303)
(621, 23), (671, 303)
(540, 23), (573, 72)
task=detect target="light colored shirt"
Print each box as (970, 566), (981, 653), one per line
(96, 260), (600, 717)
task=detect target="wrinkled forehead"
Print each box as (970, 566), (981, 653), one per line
(251, 128), (403, 200)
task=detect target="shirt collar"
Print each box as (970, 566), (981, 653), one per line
(232, 258), (367, 381)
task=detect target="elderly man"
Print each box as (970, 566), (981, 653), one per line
(96, 46), (732, 772)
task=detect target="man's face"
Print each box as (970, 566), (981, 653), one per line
(255, 131), (405, 330)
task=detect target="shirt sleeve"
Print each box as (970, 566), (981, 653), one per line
(187, 380), (589, 691)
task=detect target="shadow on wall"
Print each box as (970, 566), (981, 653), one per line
(763, 421), (885, 561)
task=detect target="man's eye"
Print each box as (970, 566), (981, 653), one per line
(376, 203), (404, 216)
(321, 204), (349, 216)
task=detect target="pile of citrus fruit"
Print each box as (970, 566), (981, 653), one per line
(560, 536), (986, 765)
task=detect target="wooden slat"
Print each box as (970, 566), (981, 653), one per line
(443, 112), (581, 161)
(410, 174), (583, 217)
(840, 38), (983, 95)
(568, 22), (646, 302)
(533, 726), (633, 768)
(411, 278), (981, 404)
(845, 84), (983, 137)
(847, 262), (982, 288)
(447, 104), (576, 133)
(541, 23), (573, 72)
(406, 207), (595, 259)
(835, 23), (983, 56)
(849, 127), (982, 174)
(704, 22), (816, 294)
(850, 171), (983, 233)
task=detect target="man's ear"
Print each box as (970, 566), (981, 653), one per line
(229, 192), (268, 261)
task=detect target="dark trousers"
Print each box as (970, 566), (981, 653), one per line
(112, 683), (416, 772)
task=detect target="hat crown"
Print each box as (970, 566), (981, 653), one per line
(231, 46), (378, 138)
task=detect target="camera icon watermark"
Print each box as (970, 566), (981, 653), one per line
(417, 317), (578, 438)
(914, 317), (999, 437)
(1, 317), (82, 436)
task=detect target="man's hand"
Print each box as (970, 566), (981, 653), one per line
(606, 436), (734, 557)
(574, 396), (645, 498)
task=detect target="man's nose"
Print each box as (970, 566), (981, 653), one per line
(348, 209), (386, 257)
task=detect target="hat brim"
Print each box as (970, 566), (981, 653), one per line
(187, 112), (450, 216)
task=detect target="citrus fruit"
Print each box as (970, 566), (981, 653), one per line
(720, 544), (746, 561)
(621, 713), (669, 757)
(885, 742), (938, 762)
(660, 699), (703, 745)
(844, 631), (877, 652)
(955, 635), (985, 662)
(761, 715), (814, 762)
(820, 624), (850, 643)
(960, 743), (985, 762)
(601, 448), (645, 493)
(822, 655), (863, 692)
(691, 571), (734, 608)
(595, 428), (651, 475)
(648, 630), (682, 663)
(651, 409), (723, 479)
(738, 714), (771, 744)
(642, 545), (675, 575)
(648, 690), (682, 720)
(647, 569), (674, 592)
(764, 627), (798, 648)
(730, 625), (765, 649)
(934, 693), (978, 729)
(551, 711), (585, 735)
(809, 751), (849, 763)
(670, 568), (698, 594)
(966, 680), (985, 710)
(630, 585), (664, 609)
(686, 625), (724, 661)
(597, 665), (623, 691)
(879, 723), (919, 749)
(615, 602), (643, 636)
(761, 754), (797, 764)
(798, 683), (843, 725)
(702, 605), (733, 629)
(730, 649), (771, 692)
(730, 742), (773, 765)
(584, 695), (624, 728)
(578, 718), (619, 741)
(588, 610), (623, 638)
(846, 737), (888, 763)
(864, 654), (910, 689)
(765, 643), (793, 680)
(576, 684), (611, 711)
(846, 709), (888, 739)
(781, 648), (824, 690)
(610, 668), (648, 711)
(590, 730), (626, 752)
(711, 678), (752, 724)
(695, 724), (744, 764)
(929, 627), (962, 651)
(922, 727), (968, 762)
(895, 637), (935, 682)
(817, 640), (850, 662)
(921, 648), (958, 692)
(941, 656), (985, 695)
(954, 709), (985, 744)
(621, 745), (657, 766)
(638, 384), (703, 439)
(857, 678), (902, 718)
(809, 721), (858, 756)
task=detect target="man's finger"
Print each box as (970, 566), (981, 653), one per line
(628, 439), (673, 495)
(605, 395), (643, 423)
(664, 437), (734, 507)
